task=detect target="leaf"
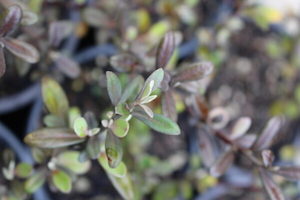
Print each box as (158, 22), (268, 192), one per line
(24, 128), (85, 148)
(139, 104), (154, 118)
(0, 5), (22, 37)
(86, 136), (102, 159)
(106, 71), (122, 105)
(25, 170), (46, 193)
(21, 10), (38, 26)
(234, 134), (257, 149)
(105, 131), (123, 168)
(156, 31), (176, 68)
(253, 116), (284, 151)
(230, 117), (252, 140)
(15, 162), (32, 178)
(98, 154), (127, 178)
(1, 38), (39, 63)
(144, 68), (164, 92)
(119, 75), (144, 103)
(133, 112), (180, 135)
(54, 54), (81, 78)
(271, 166), (300, 181)
(140, 95), (157, 104)
(107, 172), (134, 200)
(0, 47), (6, 78)
(259, 168), (285, 200)
(42, 77), (69, 118)
(57, 151), (91, 175)
(110, 53), (137, 72)
(162, 90), (177, 121)
(111, 118), (130, 138)
(172, 61), (213, 83)
(210, 149), (234, 177)
(197, 126), (217, 167)
(52, 170), (72, 193)
(43, 114), (65, 128)
(261, 150), (274, 167)
(73, 117), (88, 138)
(48, 21), (73, 47)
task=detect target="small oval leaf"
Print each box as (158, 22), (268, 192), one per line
(210, 149), (234, 177)
(0, 5), (22, 37)
(156, 31), (176, 68)
(73, 117), (88, 138)
(25, 170), (46, 193)
(52, 170), (72, 193)
(57, 151), (91, 175)
(98, 154), (127, 178)
(111, 118), (130, 138)
(105, 131), (123, 168)
(106, 71), (122, 105)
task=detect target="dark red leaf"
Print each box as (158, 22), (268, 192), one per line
(210, 148), (234, 177)
(48, 21), (73, 47)
(259, 168), (285, 200)
(2, 38), (39, 63)
(162, 90), (177, 122)
(271, 166), (300, 181)
(261, 150), (274, 167)
(54, 54), (81, 78)
(155, 31), (176, 68)
(0, 5), (22, 37)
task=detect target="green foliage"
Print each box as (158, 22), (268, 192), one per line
(25, 170), (46, 193)
(106, 71), (122, 105)
(51, 170), (72, 193)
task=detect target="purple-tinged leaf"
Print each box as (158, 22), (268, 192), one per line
(271, 166), (300, 181)
(230, 117), (252, 140)
(53, 54), (81, 78)
(0, 47), (5, 77)
(156, 31), (176, 68)
(207, 107), (230, 130)
(259, 168), (285, 200)
(197, 126), (217, 167)
(24, 128), (85, 148)
(0, 5), (22, 37)
(261, 150), (274, 167)
(110, 53), (138, 72)
(210, 149), (234, 177)
(162, 90), (177, 122)
(253, 116), (284, 151)
(172, 61), (213, 84)
(234, 134), (257, 149)
(1, 38), (39, 63)
(48, 21), (73, 47)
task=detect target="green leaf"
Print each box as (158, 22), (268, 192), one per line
(133, 113), (180, 135)
(111, 118), (130, 138)
(119, 76), (144, 103)
(106, 71), (122, 105)
(105, 132), (123, 168)
(107, 172), (134, 200)
(98, 154), (127, 178)
(68, 107), (81, 128)
(73, 117), (88, 138)
(43, 114), (65, 127)
(144, 68), (164, 92)
(25, 170), (46, 193)
(86, 136), (102, 159)
(57, 151), (91, 175)
(24, 128), (85, 148)
(42, 77), (69, 117)
(51, 170), (72, 193)
(15, 162), (32, 178)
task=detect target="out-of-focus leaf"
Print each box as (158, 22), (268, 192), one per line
(48, 21), (73, 47)
(31, 148), (46, 164)
(86, 136), (102, 159)
(82, 8), (109, 27)
(172, 61), (213, 84)
(68, 107), (81, 128)
(73, 117), (88, 138)
(53, 54), (81, 78)
(57, 151), (91, 175)
(1, 38), (39, 63)
(207, 107), (229, 130)
(262, 150), (274, 167)
(133, 112), (180, 135)
(98, 154), (127, 178)
(51, 170), (72, 193)
(162, 90), (177, 121)
(107, 171), (134, 200)
(120, 75), (144, 103)
(253, 116), (284, 151)
(24, 128), (84, 148)
(42, 77), (69, 117)
(106, 71), (122, 105)
(110, 53), (137, 72)
(210, 149), (234, 177)
(0, 47), (5, 77)
(230, 117), (252, 140)
(234, 134), (257, 149)
(84, 111), (98, 129)
(259, 168), (285, 200)
(156, 31), (176, 68)
(105, 132), (123, 168)
(43, 114), (65, 127)
(21, 10), (38, 25)
(111, 118), (129, 138)
(25, 170), (46, 193)
(15, 162), (32, 178)
(139, 104), (154, 118)
(271, 166), (300, 181)
(0, 5), (22, 37)
(197, 125), (217, 167)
